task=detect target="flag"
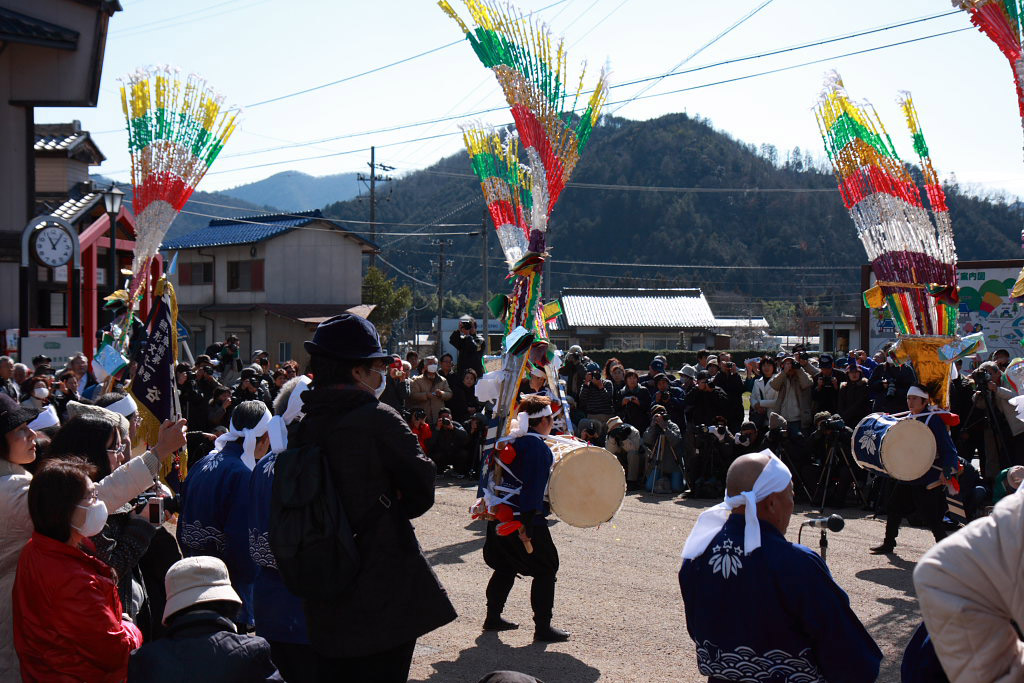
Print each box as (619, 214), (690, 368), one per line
(92, 333), (128, 381)
(130, 276), (184, 479)
(542, 300), (562, 323)
(166, 251), (179, 276)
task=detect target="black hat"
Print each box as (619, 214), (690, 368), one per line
(819, 354), (834, 368)
(304, 314), (388, 361)
(0, 406), (37, 435)
(696, 370), (711, 382)
(31, 355), (51, 366)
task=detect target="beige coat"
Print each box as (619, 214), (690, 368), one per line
(0, 451), (160, 679)
(408, 374), (453, 424)
(914, 490), (1024, 683)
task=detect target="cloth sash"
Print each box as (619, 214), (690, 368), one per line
(268, 376), (311, 453)
(681, 450), (791, 560)
(213, 410), (272, 470)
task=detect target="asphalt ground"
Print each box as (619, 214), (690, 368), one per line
(407, 480), (932, 683)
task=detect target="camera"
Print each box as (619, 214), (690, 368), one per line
(441, 417), (452, 427)
(133, 493), (164, 524)
(822, 416), (845, 431)
(972, 369), (991, 387)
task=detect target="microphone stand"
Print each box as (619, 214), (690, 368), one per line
(819, 528), (828, 563)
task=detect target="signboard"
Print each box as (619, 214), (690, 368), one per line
(19, 336), (84, 367)
(176, 320), (189, 340)
(867, 260), (1024, 365)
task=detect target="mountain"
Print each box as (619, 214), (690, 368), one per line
(321, 113), (1024, 318)
(220, 171), (361, 212)
(90, 174), (282, 241)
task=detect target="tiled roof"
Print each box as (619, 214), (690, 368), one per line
(35, 132), (87, 152)
(714, 317), (769, 329)
(35, 187), (103, 225)
(162, 210), (323, 249)
(0, 7), (78, 50)
(558, 288), (717, 329)
(163, 210), (378, 250)
(34, 123), (105, 163)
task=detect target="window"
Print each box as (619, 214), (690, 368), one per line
(227, 260), (264, 292)
(278, 341), (291, 363)
(178, 262), (213, 286)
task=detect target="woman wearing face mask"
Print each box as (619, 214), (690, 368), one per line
(0, 406), (186, 680)
(408, 355), (453, 425)
(12, 458), (143, 682)
(20, 378), (50, 411)
(50, 415), (159, 637)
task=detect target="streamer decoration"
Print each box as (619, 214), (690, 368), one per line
(120, 66), (239, 279)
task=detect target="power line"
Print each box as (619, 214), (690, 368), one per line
(175, 209), (481, 237)
(217, 10), (957, 160)
(609, 0), (776, 115)
(184, 198), (480, 226)
(242, 0), (572, 109)
(377, 254), (436, 286)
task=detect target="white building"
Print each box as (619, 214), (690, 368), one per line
(163, 210), (377, 364)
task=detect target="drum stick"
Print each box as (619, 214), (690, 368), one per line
(518, 528), (534, 554)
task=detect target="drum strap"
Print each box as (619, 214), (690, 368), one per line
(483, 456), (524, 509)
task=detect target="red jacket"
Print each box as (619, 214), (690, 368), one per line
(13, 532), (143, 682)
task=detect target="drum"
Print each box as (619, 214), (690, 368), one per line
(545, 438), (625, 528)
(852, 412), (936, 482)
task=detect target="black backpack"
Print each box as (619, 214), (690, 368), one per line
(269, 415), (391, 600)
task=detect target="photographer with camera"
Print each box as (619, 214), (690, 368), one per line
(749, 357), (778, 431)
(449, 315), (485, 379)
(209, 334), (243, 387)
(808, 411), (859, 507)
(426, 407), (470, 478)
(733, 421), (762, 456)
(970, 361), (1024, 477)
(616, 369), (652, 433)
(207, 386), (234, 430)
(652, 373), (686, 427)
(837, 363), (871, 429)
(578, 363), (615, 438)
(811, 354), (846, 415)
(710, 353), (745, 431)
(868, 347), (914, 413)
(176, 363), (209, 431)
(233, 368), (273, 412)
(768, 356), (814, 437)
(688, 417), (735, 498)
(558, 346), (587, 402)
(605, 416), (644, 489)
(643, 405), (684, 494)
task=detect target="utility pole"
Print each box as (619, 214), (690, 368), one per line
(481, 209), (490, 355)
(430, 239), (453, 355)
(357, 146), (393, 269)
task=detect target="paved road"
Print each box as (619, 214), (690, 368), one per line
(408, 480), (934, 682)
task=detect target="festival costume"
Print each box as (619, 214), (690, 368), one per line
(679, 454), (881, 682)
(177, 440), (257, 628)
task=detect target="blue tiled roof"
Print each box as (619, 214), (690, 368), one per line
(162, 210), (324, 249)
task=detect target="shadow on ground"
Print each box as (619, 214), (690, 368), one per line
(411, 632), (601, 683)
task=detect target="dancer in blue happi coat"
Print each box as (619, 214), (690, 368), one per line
(679, 451), (882, 683)
(178, 400), (270, 630)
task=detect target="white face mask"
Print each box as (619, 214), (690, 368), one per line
(33, 386), (49, 399)
(361, 368), (387, 399)
(426, 364), (439, 374)
(73, 499), (108, 537)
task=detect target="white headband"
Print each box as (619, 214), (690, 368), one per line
(681, 451), (792, 560)
(502, 405), (553, 441)
(907, 386), (930, 401)
(28, 405), (59, 431)
(213, 409), (272, 470)
(106, 394), (138, 417)
(268, 376), (311, 453)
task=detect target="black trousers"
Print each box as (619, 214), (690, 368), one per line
(315, 640), (416, 683)
(884, 481), (947, 544)
(483, 521), (559, 626)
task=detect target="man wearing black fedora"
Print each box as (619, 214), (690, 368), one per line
(292, 314), (456, 682)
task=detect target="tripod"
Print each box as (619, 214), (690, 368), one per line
(768, 433), (815, 502)
(814, 436), (868, 511)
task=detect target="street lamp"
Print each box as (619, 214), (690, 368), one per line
(102, 185), (124, 296)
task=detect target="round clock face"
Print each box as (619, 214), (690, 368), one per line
(34, 225), (73, 268)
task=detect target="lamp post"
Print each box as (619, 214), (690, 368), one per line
(102, 185), (124, 297)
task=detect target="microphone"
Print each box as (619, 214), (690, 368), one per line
(801, 514), (844, 532)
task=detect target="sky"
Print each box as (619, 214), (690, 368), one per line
(36, 0), (1024, 200)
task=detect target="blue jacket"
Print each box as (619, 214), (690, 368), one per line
(178, 440), (256, 626)
(479, 432), (552, 525)
(679, 515), (881, 683)
(247, 452), (308, 644)
(914, 409), (959, 480)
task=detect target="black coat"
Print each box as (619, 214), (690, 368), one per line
(293, 386), (457, 657)
(128, 610), (282, 682)
(449, 329), (485, 377)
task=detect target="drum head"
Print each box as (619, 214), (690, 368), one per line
(547, 445), (625, 528)
(880, 419), (936, 481)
